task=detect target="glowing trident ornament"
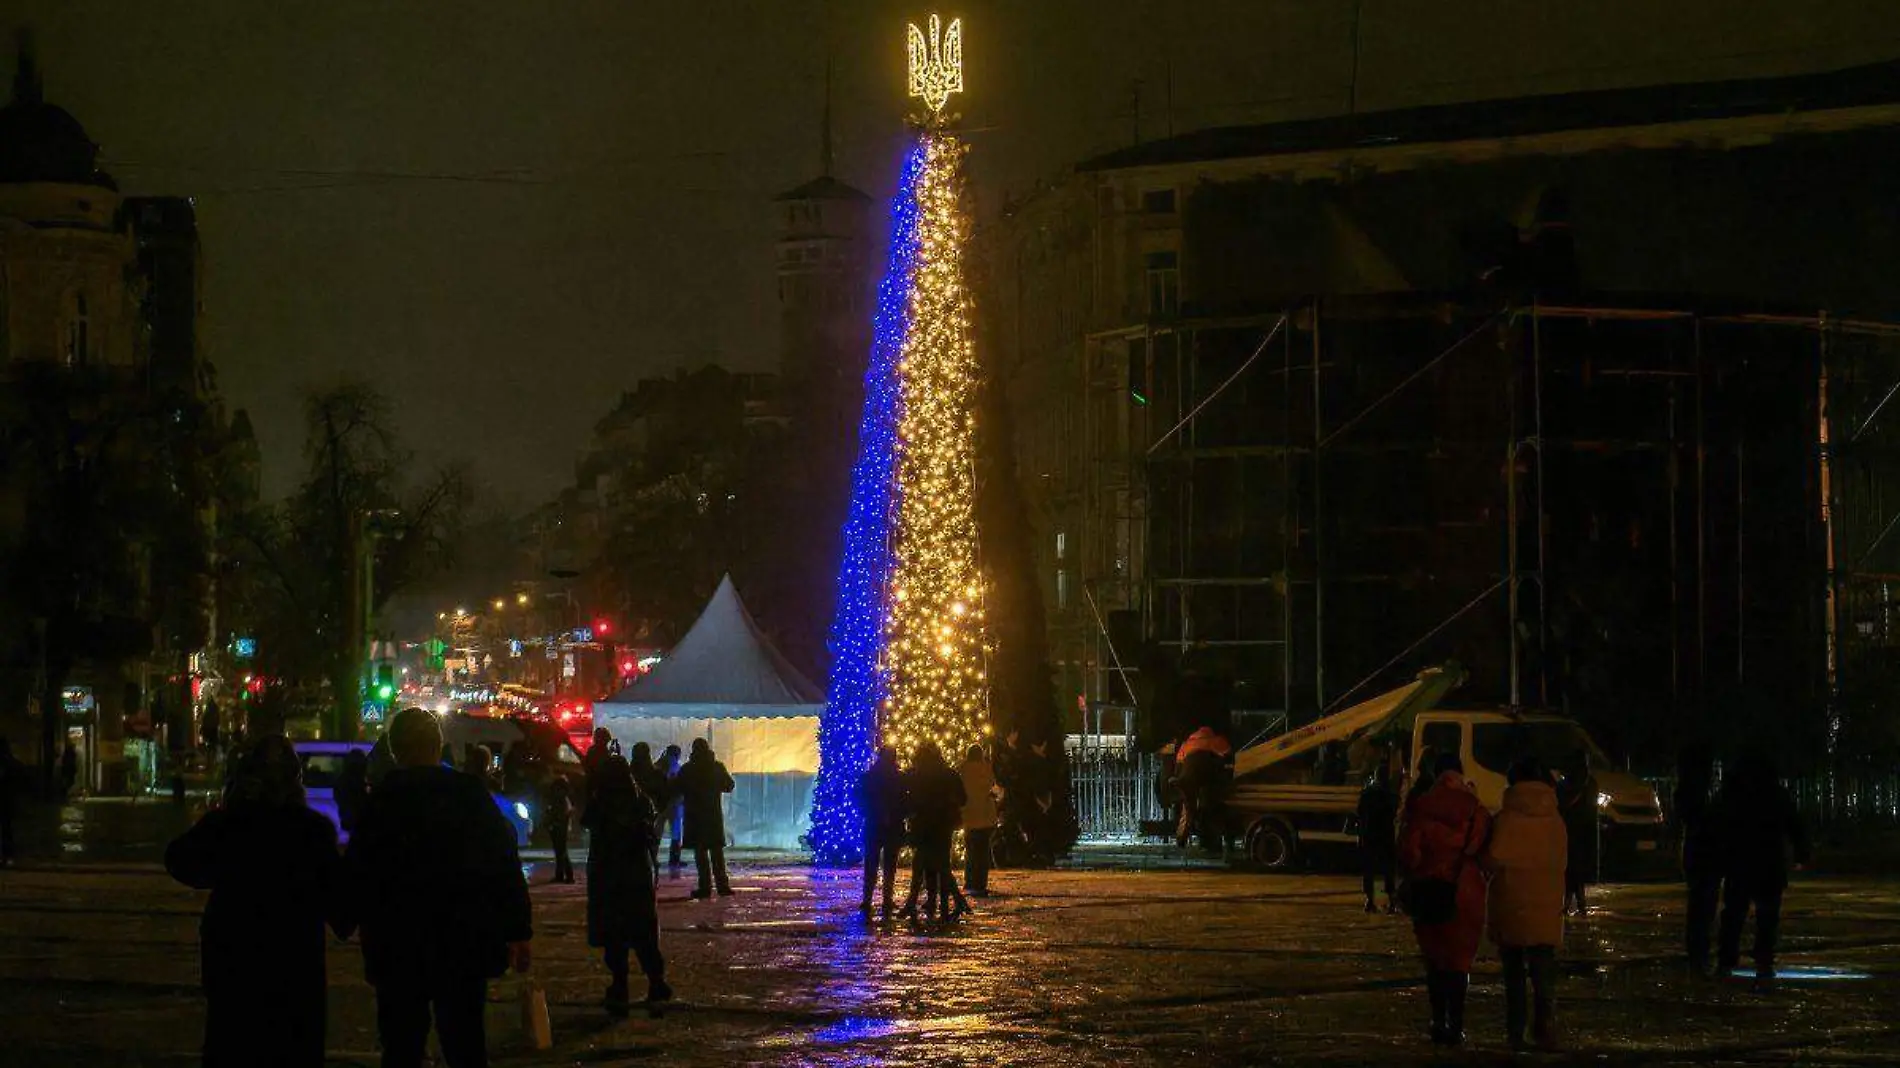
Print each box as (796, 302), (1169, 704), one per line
(906, 14), (964, 116)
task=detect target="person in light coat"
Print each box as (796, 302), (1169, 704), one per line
(958, 745), (1002, 897)
(1480, 756), (1569, 1052)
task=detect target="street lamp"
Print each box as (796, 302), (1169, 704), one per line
(516, 592), (530, 606)
(492, 598), (506, 612)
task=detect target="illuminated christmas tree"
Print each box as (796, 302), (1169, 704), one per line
(811, 14), (985, 866)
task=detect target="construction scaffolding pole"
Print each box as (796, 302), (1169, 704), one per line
(1311, 301), (1326, 714)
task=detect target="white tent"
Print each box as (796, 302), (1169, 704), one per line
(593, 575), (820, 850)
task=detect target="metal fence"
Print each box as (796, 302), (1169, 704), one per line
(1069, 748), (1169, 841)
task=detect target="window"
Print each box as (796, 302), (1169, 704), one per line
(65, 293), (90, 366)
(1471, 721), (1607, 778)
(1417, 722), (1463, 777)
(1141, 188), (1177, 214)
(1144, 251), (1179, 317)
(1056, 568), (1070, 610)
(1055, 532), (1067, 561)
(300, 752), (347, 789)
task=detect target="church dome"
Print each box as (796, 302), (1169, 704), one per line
(0, 33), (113, 188)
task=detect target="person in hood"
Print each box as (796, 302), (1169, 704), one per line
(676, 739), (735, 899)
(958, 744), (1001, 897)
(859, 746), (908, 914)
(1714, 749), (1811, 988)
(342, 708), (533, 1068)
(1480, 756), (1568, 1052)
(1674, 743), (1723, 974)
(1173, 727), (1232, 852)
(1399, 751), (1492, 1048)
(1356, 762), (1399, 913)
(582, 755), (671, 1009)
(165, 735), (346, 1068)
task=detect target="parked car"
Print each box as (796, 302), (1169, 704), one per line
(295, 739), (533, 847)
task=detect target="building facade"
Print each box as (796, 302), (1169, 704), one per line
(983, 59), (1900, 774)
(0, 40), (236, 791)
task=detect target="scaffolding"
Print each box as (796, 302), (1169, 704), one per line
(1070, 295), (1900, 775)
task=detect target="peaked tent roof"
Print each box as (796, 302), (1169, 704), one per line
(603, 574), (823, 712)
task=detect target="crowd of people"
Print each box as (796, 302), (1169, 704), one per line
(1370, 745), (1810, 1052)
(144, 703), (1814, 1065)
(166, 710), (532, 1068)
(858, 741), (1001, 920)
(158, 709), (750, 1068)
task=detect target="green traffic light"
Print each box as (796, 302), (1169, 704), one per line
(376, 684), (395, 701)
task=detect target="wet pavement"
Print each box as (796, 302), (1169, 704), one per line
(3, 801), (1899, 1066)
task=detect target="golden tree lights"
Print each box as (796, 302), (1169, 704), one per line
(881, 129), (988, 762)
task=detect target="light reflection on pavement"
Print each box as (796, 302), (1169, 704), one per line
(3, 804), (1900, 1066)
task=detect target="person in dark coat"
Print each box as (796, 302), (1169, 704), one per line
(1714, 749), (1811, 988)
(165, 735), (345, 1068)
(546, 776), (576, 884)
(1357, 762), (1399, 913)
(582, 756), (671, 1009)
(859, 746), (907, 914)
(1674, 743), (1723, 974)
(0, 738), (20, 867)
(342, 708), (533, 1068)
(59, 740), (79, 800)
(335, 748), (370, 835)
(1556, 750), (1599, 915)
(1399, 751), (1492, 1048)
(901, 742), (969, 922)
(628, 742), (669, 876)
(658, 744), (685, 874)
(676, 738), (735, 899)
(582, 728), (613, 799)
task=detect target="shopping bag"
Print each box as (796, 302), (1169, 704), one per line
(519, 975), (553, 1050)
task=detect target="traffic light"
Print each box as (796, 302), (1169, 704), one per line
(374, 663), (396, 704)
(594, 619), (611, 637)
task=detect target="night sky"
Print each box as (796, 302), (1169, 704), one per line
(13, 0), (1891, 504)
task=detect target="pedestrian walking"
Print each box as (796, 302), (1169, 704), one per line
(582, 755), (671, 1010)
(1674, 743), (1723, 975)
(164, 736), (346, 1068)
(1556, 749), (1599, 915)
(658, 744), (685, 875)
(335, 748), (370, 835)
(958, 744), (1000, 897)
(859, 745), (907, 914)
(1714, 749), (1810, 990)
(1356, 762), (1399, 913)
(546, 777), (576, 884)
(342, 708), (533, 1068)
(1398, 751), (1492, 1048)
(676, 738), (735, 899)
(901, 742), (969, 921)
(1480, 756), (1568, 1052)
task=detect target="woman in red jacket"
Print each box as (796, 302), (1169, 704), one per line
(1399, 751), (1493, 1047)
